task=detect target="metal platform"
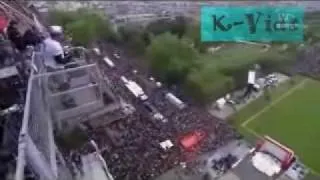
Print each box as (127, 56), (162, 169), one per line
(80, 153), (112, 180)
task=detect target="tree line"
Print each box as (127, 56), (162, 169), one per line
(49, 9), (309, 104)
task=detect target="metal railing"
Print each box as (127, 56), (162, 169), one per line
(15, 44), (108, 180)
(15, 49), (58, 180)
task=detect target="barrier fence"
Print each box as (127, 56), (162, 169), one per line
(15, 50), (58, 180)
(15, 46), (107, 180)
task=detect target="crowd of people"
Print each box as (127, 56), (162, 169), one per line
(0, 15), (240, 180)
(0, 9), (85, 178)
(2, 17), (75, 73)
(0, 16), (248, 180)
(4, 20), (40, 53)
(211, 154), (238, 174)
(67, 43), (240, 180)
(0, 16), (40, 180)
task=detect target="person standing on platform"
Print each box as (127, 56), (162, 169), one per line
(6, 20), (25, 52)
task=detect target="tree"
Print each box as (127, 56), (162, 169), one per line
(129, 35), (147, 54)
(117, 25), (149, 54)
(145, 16), (188, 38)
(49, 9), (117, 46)
(145, 19), (169, 36)
(171, 16), (187, 38)
(184, 24), (207, 53)
(184, 23), (223, 53)
(146, 33), (198, 85)
(185, 67), (234, 103)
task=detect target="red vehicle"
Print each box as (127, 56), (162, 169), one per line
(179, 130), (206, 151)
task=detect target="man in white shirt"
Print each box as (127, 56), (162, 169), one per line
(42, 26), (69, 90)
(43, 25), (65, 71)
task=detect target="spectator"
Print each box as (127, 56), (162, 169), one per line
(42, 25), (66, 71)
(23, 26), (41, 47)
(6, 20), (25, 51)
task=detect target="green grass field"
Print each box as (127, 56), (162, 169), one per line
(231, 76), (320, 177)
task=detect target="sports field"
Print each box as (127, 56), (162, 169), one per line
(232, 76), (320, 176)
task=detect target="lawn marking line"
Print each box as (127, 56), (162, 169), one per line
(243, 123), (320, 176)
(310, 168), (320, 177)
(243, 125), (261, 138)
(241, 79), (308, 128)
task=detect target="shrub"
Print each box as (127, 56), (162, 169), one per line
(185, 67), (235, 103)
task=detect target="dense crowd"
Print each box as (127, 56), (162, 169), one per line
(211, 154), (238, 174)
(79, 43), (240, 180)
(0, 16), (244, 180)
(1, 16), (239, 180)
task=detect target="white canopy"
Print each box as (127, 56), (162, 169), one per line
(160, 140), (174, 150)
(252, 152), (281, 177)
(216, 97), (226, 109)
(248, 70), (256, 84)
(49, 25), (63, 34)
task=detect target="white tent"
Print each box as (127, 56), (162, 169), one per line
(247, 70), (256, 85)
(160, 140), (174, 150)
(251, 152), (281, 177)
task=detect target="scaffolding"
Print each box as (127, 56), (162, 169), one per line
(35, 63), (106, 127)
(15, 41), (110, 180)
(15, 50), (58, 180)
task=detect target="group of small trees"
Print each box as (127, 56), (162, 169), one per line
(48, 9), (302, 104)
(144, 26), (236, 103)
(49, 9), (118, 46)
(146, 28), (299, 103)
(116, 16), (189, 55)
(146, 33), (198, 85)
